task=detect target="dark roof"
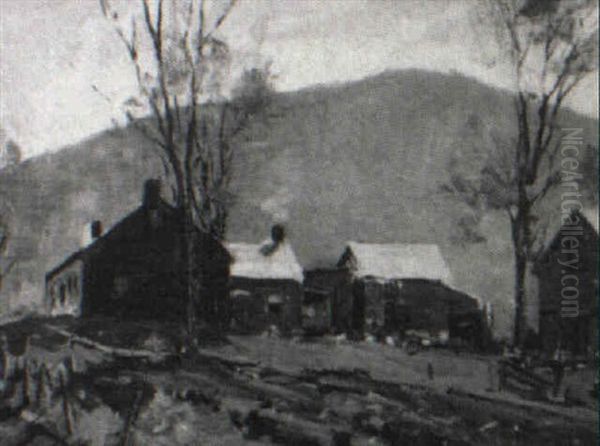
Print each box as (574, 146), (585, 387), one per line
(46, 204), (151, 280)
(534, 208), (599, 267)
(46, 198), (230, 280)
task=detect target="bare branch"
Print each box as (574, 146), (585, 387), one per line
(101, 0), (256, 236)
(128, 114), (167, 150)
(530, 170), (561, 204)
(197, 0), (206, 63)
(142, 0), (160, 53)
(3, 259), (16, 277)
(204, 0), (237, 40)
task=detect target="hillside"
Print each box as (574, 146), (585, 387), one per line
(0, 69), (597, 337)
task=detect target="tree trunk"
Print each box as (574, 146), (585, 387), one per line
(183, 207), (197, 338)
(511, 197), (532, 347)
(513, 246), (527, 346)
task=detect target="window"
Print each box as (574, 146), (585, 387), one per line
(72, 276), (79, 295)
(231, 289), (251, 299)
(68, 276), (76, 295)
(267, 294), (284, 305)
(49, 287), (56, 309)
(59, 283), (66, 305)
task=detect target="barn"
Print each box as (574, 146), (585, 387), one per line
(531, 209), (598, 358)
(227, 225), (303, 334)
(337, 242), (484, 345)
(45, 179), (231, 323)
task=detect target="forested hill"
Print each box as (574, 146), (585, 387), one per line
(1, 69), (597, 336)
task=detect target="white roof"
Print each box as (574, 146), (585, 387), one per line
(582, 208), (599, 233)
(227, 240), (303, 283)
(542, 208), (599, 253)
(343, 242), (452, 284)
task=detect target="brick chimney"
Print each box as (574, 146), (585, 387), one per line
(143, 179), (162, 209)
(80, 220), (102, 247)
(261, 224), (286, 256)
(91, 220), (102, 239)
(271, 224), (285, 244)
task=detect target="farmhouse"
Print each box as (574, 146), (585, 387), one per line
(531, 209), (598, 358)
(45, 179), (231, 322)
(337, 242), (483, 344)
(227, 225), (303, 334)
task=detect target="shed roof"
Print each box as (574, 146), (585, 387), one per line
(536, 208), (599, 261)
(342, 242), (452, 284)
(227, 240), (303, 283)
(582, 208), (599, 233)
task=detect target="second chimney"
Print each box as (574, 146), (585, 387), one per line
(81, 220), (102, 247)
(143, 179), (162, 209)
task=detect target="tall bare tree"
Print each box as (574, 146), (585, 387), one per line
(0, 217), (15, 294)
(100, 0), (271, 334)
(446, 0), (598, 344)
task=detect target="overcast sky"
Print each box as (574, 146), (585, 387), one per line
(1, 0), (598, 158)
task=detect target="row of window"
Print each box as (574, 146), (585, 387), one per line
(49, 273), (80, 309)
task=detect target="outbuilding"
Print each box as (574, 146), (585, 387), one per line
(227, 225), (303, 334)
(532, 209), (598, 358)
(337, 242), (483, 344)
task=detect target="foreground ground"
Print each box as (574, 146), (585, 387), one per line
(0, 317), (597, 445)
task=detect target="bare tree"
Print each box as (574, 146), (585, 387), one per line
(446, 0), (598, 344)
(0, 217), (15, 294)
(100, 0), (271, 334)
